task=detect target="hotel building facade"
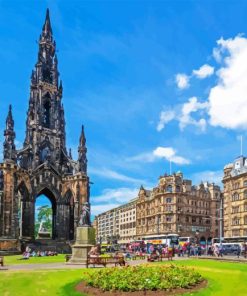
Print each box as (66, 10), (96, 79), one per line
(136, 172), (221, 242)
(223, 156), (247, 237)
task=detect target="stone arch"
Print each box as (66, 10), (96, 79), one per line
(64, 189), (75, 240)
(36, 187), (57, 240)
(17, 181), (30, 201)
(34, 184), (60, 202)
(17, 181), (33, 238)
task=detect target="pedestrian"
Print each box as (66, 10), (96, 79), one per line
(237, 246), (241, 258)
(244, 243), (247, 258)
(218, 244), (223, 257)
(187, 243), (191, 257)
(213, 245), (219, 257)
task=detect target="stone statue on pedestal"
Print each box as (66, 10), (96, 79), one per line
(79, 202), (91, 226)
(68, 201), (95, 265)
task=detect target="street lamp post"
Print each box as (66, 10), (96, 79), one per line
(219, 197), (223, 244)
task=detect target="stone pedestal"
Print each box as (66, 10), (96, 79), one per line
(68, 226), (95, 265)
(37, 231), (51, 239)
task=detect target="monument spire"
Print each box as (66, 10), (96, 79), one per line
(20, 9), (68, 173)
(3, 105), (16, 163)
(41, 8), (53, 42)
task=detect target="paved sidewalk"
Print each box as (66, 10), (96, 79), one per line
(191, 255), (247, 263)
(0, 256), (189, 271)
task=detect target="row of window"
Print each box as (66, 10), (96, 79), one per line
(232, 229), (247, 236)
(232, 204), (247, 213)
(232, 191), (247, 201)
(232, 216), (247, 225)
(232, 180), (247, 189)
(120, 222), (136, 230)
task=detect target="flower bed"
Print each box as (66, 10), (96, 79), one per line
(80, 265), (203, 293)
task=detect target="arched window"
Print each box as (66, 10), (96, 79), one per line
(166, 185), (173, 193)
(42, 65), (52, 83)
(232, 192), (239, 201)
(244, 190), (247, 199)
(43, 101), (51, 128)
(41, 146), (50, 162)
(176, 185), (180, 192)
(232, 217), (240, 225)
(244, 180), (247, 187)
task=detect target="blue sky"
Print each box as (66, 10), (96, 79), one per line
(1, 0), (247, 217)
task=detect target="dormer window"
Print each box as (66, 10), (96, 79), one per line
(166, 185), (172, 193)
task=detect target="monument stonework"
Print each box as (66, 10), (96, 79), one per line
(0, 10), (91, 252)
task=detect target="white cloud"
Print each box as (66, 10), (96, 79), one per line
(89, 167), (145, 185)
(91, 187), (139, 216)
(156, 97), (208, 132)
(175, 73), (190, 89)
(128, 146), (190, 165)
(193, 64), (214, 79)
(126, 152), (156, 163)
(190, 170), (223, 187)
(157, 110), (176, 131)
(208, 35), (247, 129)
(213, 47), (222, 63)
(92, 187), (139, 203)
(179, 97), (208, 131)
(153, 147), (190, 165)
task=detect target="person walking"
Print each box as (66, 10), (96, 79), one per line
(187, 243), (191, 257)
(218, 244), (223, 257)
(237, 245), (241, 258)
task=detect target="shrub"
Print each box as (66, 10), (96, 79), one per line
(81, 264), (203, 292)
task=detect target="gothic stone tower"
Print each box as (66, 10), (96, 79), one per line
(0, 9), (89, 251)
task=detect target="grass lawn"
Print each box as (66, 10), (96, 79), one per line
(0, 259), (246, 295)
(159, 259), (247, 295)
(0, 269), (84, 296)
(4, 254), (66, 265)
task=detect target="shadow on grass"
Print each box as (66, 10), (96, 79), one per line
(60, 279), (87, 296)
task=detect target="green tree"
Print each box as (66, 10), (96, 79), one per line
(35, 205), (52, 237)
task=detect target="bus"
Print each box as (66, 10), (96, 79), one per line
(212, 236), (247, 245)
(141, 234), (179, 248)
(179, 237), (195, 246)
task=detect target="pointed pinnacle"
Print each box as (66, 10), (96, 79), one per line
(42, 8), (52, 35)
(7, 105), (13, 120)
(79, 125), (86, 146)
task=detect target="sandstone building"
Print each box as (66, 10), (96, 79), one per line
(0, 10), (90, 251)
(136, 173), (221, 242)
(223, 156), (247, 237)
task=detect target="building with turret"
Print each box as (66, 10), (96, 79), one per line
(223, 156), (247, 237)
(0, 10), (90, 252)
(136, 172), (221, 243)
